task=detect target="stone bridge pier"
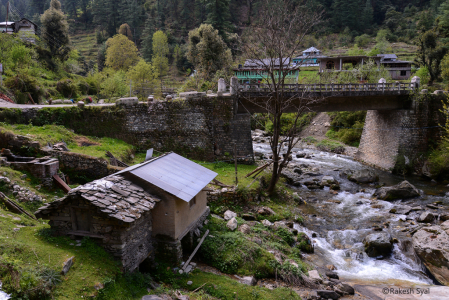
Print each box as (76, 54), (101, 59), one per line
(355, 92), (445, 172)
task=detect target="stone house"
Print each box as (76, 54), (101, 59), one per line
(0, 18), (37, 43)
(35, 152), (217, 271)
(318, 55), (381, 72)
(377, 54), (412, 80)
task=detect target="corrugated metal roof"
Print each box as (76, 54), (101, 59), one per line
(117, 152), (217, 202)
(243, 58), (291, 68)
(303, 46), (320, 53)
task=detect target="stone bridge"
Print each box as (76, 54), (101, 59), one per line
(234, 82), (417, 114)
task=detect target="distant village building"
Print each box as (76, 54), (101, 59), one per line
(0, 18), (37, 43)
(377, 54), (412, 80)
(35, 152), (217, 271)
(234, 58), (299, 83)
(318, 55), (382, 72)
(292, 47), (327, 66)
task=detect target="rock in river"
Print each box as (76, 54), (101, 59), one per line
(363, 232), (393, 257)
(418, 211), (435, 223)
(348, 169), (379, 183)
(413, 222), (449, 285)
(374, 180), (420, 201)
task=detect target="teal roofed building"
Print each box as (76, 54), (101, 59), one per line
(233, 58), (299, 84)
(292, 47), (327, 66)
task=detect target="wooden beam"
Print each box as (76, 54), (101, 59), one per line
(181, 229), (209, 271)
(53, 174), (71, 193)
(244, 162), (272, 178)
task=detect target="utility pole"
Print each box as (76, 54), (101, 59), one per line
(5, 2), (9, 33)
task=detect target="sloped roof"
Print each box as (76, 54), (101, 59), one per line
(35, 174), (160, 223)
(377, 54), (397, 61)
(243, 58), (291, 68)
(117, 152), (217, 202)
(303, 46), (320, 53)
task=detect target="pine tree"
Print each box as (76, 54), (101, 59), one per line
(362, 0), (373, 30)
(64, 0), (79, 19)
(205, 0), (232, 39)
(41, 0), (70, 60)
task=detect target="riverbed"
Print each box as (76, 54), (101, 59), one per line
(253, 138), (449, 294)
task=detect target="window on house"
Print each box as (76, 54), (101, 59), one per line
(400, 71), (407, 76)
(189, 196), (196, 209)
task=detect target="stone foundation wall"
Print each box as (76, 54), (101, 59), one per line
(46, 196), (152, 271)
(356, 94), (444, 172)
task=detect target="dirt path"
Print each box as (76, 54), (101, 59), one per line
(299, 112), (331, 140)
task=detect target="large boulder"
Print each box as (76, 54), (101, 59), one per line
(363, 232), (393, 257)
(374, 180), (420, 201)
(224, 210), (237, 220)
(226, 217), (238, 231)
(413, 224), (449, 285)
(348, 169), (379, 183)
(418, 211), (435, 223)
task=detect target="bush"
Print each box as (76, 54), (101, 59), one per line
(326, 111), (366, 146)
(56, 79), (78, 98)
(265, 113), (316, 135)
(296, 232), (313, 253)
(429, 139), (449, 179)
(354, 34), (371, 47)
(4, 74), (44, 104)
(277, 228), (295, 246)
(316, 139), (345, 154)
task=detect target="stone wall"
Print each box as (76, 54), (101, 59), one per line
(356, 94), (444, 172)
(46, 195), (153, 271)
(0, 95), (254, 162)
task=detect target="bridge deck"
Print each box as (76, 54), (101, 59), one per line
(236, 82), (416, 113)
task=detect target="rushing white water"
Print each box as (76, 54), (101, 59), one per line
(0, 283), (10, 300)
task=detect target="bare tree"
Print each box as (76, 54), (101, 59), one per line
(238, 0), (323, 195)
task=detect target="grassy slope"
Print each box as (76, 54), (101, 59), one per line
(1, 123), (146, 164)
(70, 32), (99, 63)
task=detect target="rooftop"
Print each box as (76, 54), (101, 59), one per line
(35, 174), (160, 223)
(302, 46), (320, 53)
(243, 58), (291, 68)
(117, 152), (217, 202)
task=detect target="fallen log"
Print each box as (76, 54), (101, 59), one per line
(211, 179), (233, 188)
(244, 162), (272, 178)
(53, 174), (71, 193)
(0, 192), (37, 220)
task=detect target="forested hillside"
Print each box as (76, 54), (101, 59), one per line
(0, 0), (447, 50)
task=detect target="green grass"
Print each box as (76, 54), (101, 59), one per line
(316, 139), (345, 153)
(1, 123), (144, 164)
(194, 160), (259, 188)
(172, 270), (301, 300)
(0, 208), (122, 300)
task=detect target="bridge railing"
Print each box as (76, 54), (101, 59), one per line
(237, 82), (417, 93)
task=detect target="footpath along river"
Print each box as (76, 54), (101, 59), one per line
(253, 135), (449, 299)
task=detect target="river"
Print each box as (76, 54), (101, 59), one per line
(253, 140), (449, 290)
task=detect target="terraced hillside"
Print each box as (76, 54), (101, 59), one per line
(70, 31), (99, 63)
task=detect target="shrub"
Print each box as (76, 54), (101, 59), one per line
(354, 34), (371, 47)
(316, 139), (345, 154)
(4, 74), (44, 104)
(296, 232), (313, 253)
(56, 79), (78, 98)
(277, 228), (295, 246)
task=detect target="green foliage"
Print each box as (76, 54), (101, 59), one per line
(265, 113), (316, 136)
(100, 68), (128, 99)
(316, 139), (346, 154)
(277, 228), (295, 246)
(105, 34), (139, 71)
(200, 218), (275, 278)
(56, 79), (78, 98)
(296, 232), (314, 253)
(187, 24), (233, 80)
(416, 66), (431, 86)
(302, 136), (318, 144)
(326, 111), (366, 146)
(152, 31), (170, 79)
(4, 74), (44, 104)
(127, 59), (159, 100)
(41, 0), (71, 61)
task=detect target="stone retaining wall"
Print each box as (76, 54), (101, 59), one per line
(0, 95), (255, 163)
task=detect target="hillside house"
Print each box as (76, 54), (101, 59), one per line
(377, 54), (412, 80)
(0, 18), (37, 43)
(318, 55), (381, 72)
(35, 152), (217, 271)
(292, 47), (327, 66)
(234, 58), (299, 83)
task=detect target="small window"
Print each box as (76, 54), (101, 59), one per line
(189, 196), (196, 209)
(400, 71), (407, 76)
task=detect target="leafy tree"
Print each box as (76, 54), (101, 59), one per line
(100, 69), (128, 99)
(105, 34), (139, 71)
(127, 59), (159, 100)
(151, 30), (169, 79)
(187, 24), (232, 80)
(442, 53), (449, 85)
(416, 66), (431, 85)
(361, 0), (373, 30)
(119, 23), (133, 41)
(41, 0), (71, 61)
(415, 28), (448, 84)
